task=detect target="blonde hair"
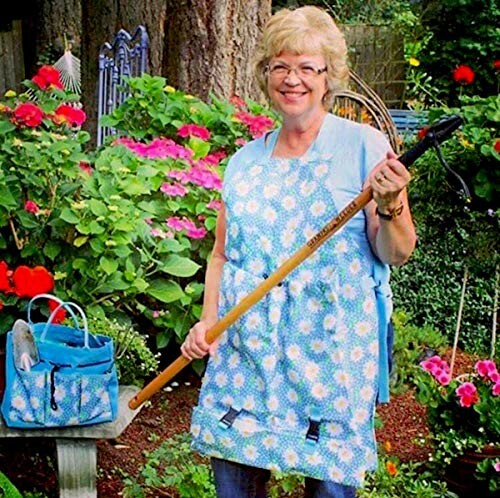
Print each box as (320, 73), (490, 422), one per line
(255, 6), (349, 108)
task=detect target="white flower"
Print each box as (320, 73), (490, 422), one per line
(368, 340), (378, 355)
(363, 360), (377, 380)
(311, 340), (327, 354)
(263, 183), (279, 198)
(220, 436), (236, 448)
(267, 396), (279, 411)
(352, 408), (369, 426)
(249, 165), (263, 177)
(306, 452), (323, 465)
(281, 229), (296, 248)
(310, 200), (326, 217)
(323, 314), (336, 330)
(335, 239), (348, 253)
(243, 445), (259, 461)
(246, 335), (263, 350)
(333, 396), (349, 412)
(233, 201), (245, 215)
(285, 410), (298, 427)
(215, 372), (228, 387)
(12, 396), (26, 410)
(262, 435), (278, 449)
(350, 346), (364, 362)
(286, 217), (301, 231)
(286, 344), (301, 360)
(328, 466), (344, 482)
(325, 423), (343, 437)
(228, 248), (240, 260)
(288, 370), (300, 383)
(235, 181), (250, 196)
(311, 383), (328, 399)
(334, 370), (352, 388)
(349, 259), (361, 274)
(304, 361), (320, 381)
(202, 393), (214, 408)
(298, 320), (313, 335)
(287, 389), (299, 403)
(30, 397), (40, 409)
(307, 298), (321, 313)
(243, 396), (256, 411)
(314, 163), (328, 177)
(262, 355), (277, 371)
(284, 449), (299, 466)
(35, 376), (45, 388)
(246, 199), (259, 214)
(330, 348), (344, 364)
(355, 321), (371, 336)
(284, 171), (299, 187)
(277, 161), (290, 174)
(202, 430), (215, 444)
(246, 312), (262, 330)
(303, 225), (316, 239)
(361, 385), (374, 402)
(269, 307), (281, 325)
(263, 206), (278, 223)
(233, 373), (245, 388)
(282, 196), (296, 210)
(228, 352), (240, 369)
(342, 284), (356, 299)
(363, 298), (375, 314)
(300, 181), (316, 197)
(297, 269), (313, 284)
(339, 447), (354, 463)
(249, 259), (265, 275)
(260, 236), (272, 252)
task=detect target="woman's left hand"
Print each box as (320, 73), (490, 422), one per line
(368, 151), (411, 211)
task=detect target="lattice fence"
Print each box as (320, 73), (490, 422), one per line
(343, 25), (407, 109)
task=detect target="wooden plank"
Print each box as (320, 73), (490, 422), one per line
(11, 21), (24, 87)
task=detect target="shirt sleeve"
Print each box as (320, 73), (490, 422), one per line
(360, 125), (393, 181)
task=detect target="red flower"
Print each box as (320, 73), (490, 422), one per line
(11, 102), (44, 127)
(0, 261), (13, 293)
(48, 298), (67, 324)
(386, 460), (398, 477)
(52, 104), (86, 127)
(452, 64), (475, 85)
(417, 126), (429, 140)
(0, 301), (3, 312)
(494, 60), (500, 71)
(24, 200), (40, 214)
(12, 265), (54, 298)
(78, 161), (93, 175)
(494, 139), (500, 154)
(32, 65), (64, 91)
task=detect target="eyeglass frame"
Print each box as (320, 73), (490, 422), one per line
(264, 62), (328, 81)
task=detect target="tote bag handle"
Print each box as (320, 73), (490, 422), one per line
(27, 294), (90, 348)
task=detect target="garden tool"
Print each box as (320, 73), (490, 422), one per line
(129, 114), (465, 410)
(12, 319), (39, 372)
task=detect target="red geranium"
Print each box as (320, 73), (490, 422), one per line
(452, 64), (475, 85)
(494, 139), (500, 154)
(494, 60), (500, 71)
(52, 104), (86, 127)
(12, 265), (54, 298)
(48, 298), (67, 324)
(24, 200), (40, 214)
(0, 261), (13, 293)
(32, 65), (64, 91)
(11, 102), (44, 127)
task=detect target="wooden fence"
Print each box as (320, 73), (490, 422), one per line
(0, 21), (25, 95)
(344, 25), (406, 108)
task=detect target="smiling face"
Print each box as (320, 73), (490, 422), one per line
(267, 52), (328, 124)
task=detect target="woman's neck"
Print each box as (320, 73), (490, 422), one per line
(272, 110), (327, 158)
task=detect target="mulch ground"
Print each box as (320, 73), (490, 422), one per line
(0, 349), (475, 497)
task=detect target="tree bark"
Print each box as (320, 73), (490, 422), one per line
(164, 0), (271, 101)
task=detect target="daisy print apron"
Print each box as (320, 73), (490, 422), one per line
(191, 114), (393, 488)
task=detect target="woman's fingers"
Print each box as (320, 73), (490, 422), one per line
(180, 322), (211, 360)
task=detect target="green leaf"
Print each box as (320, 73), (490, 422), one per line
(73, 236), (88, 247)
(147, 278), (185, 303)
(43, 240), (61, 260)
(100, 256), (119, 275)
(89, 199), (108, 217)
(17, 211), (39, 229)
(0, 120), (15, 134)
(160, 254), (201, 277)
(0, 185), (17, 209)
(188, 136), (211, 159)
(60, 208), (80, 224)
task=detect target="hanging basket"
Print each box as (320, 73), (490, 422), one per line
(444, 446), (500, 497)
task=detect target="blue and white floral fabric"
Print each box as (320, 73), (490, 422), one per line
(191, 114), (393, 487)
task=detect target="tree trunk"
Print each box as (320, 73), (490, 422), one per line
(164, 0), (271, 102)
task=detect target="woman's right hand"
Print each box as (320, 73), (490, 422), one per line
(180, 319), (220, 360)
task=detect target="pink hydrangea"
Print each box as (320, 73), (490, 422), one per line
(494, 461), (500, 472)
(207, 199), (222, 211)
(493, 383), (500, 396)
(186, 226), (207, 239)
(177, 124), (211, 141)
(160, 182), (188, 197)
(234, 111), (274, 138)
(475, 360), (498, 381)
(166, 216), (186, 231)
(115, 137), (192, 160)
(420, 355), (451, 384)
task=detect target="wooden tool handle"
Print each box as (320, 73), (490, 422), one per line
(128, 187), (373, 409)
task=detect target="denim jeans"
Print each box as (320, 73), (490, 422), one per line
(211, 458), (357, 498)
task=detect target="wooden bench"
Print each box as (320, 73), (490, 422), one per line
(0, 385), (142, 498)
(389, 109), (428, 137)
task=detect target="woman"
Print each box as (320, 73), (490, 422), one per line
(181, 6), (416, 497)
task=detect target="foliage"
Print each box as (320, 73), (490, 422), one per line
(59, 74), (275, 350)
(84, 314), (159, 386)
(357, 453), (458, 497)
(122, 433), (216, 498)
(414, 356), (500, 490)
(0, 66), (90, 333)
(390, 310), (448, 394)
(272, 0), (415, 25)
(392, 95), (499, 354)
(0, 470), (23, 498)
(417, 0), (499, 104)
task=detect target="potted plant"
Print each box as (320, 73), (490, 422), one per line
(415, 355), (500, 495)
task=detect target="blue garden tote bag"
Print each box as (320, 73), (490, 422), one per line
(1, 294), (119, 428)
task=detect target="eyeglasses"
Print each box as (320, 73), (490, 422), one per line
(265, 63), (327, 81)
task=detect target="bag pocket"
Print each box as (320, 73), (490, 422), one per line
(44, 367), (82, 427)
(5, 368), (47, 426)
(78, 369), (118, 424)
